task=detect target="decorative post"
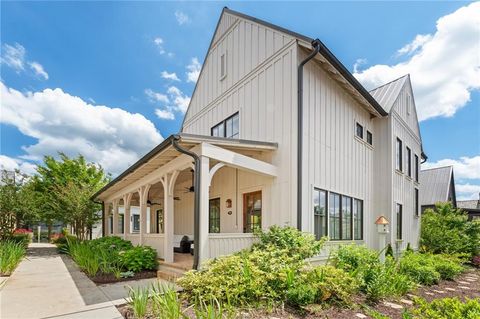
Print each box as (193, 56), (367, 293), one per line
(375, 215), (390, 263)
(161, 170), (179, 263)
(138, 185), (151, 245)
(112, 199), (119, 235)
(123, 193), (133, 240)
(198, 156), (210, 265)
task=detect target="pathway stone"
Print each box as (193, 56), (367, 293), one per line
(400, 299), (413, 306)
(445, 288), (456, 291)
(355, 314), (367, 318)
(458, 281), (470, 285)
(425, 292), (434, 296)
(433, 290), (445, 294)
(459, 286), (471, 290)
(384, 301), (403, 310)
(407, 293), (417, 299)
(465, 278), (477, 282)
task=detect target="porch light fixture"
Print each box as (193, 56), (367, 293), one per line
(226, 199), (232, 208)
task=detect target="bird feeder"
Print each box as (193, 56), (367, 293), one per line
(375, 215), (390, 234)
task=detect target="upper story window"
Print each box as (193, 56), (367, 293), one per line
(414, 154), (419, 182)
(406, 146), (412, 177)
(396, 138), (403, 172)
(220, 52), (227, 80)
(211, 112), (239, 138)
(356, 122), (364, 139)
(367, 131), (373, 146)
(396, 203), (403, 240)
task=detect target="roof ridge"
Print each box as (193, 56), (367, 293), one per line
(421, 165), (453, 172)
(369, 74), (409, 93)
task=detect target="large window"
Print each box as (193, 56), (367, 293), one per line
(406, 146), (412, 177)
(396, 203), (403, 240)
(313, 189), (327, 240)
(414, 154), (419, 182)
(415, 189), (419, 217)
(209, 198), (221, 233)
(244, 191), (261, 233)
(396, 138), (403, 171)
(329, 193), (341, 240)
(211, 112), (239, 138)
(341, 196), (353, 240)
(354, 199), (363, 240)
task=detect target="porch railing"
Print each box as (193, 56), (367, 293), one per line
(208, 233), (257, 258)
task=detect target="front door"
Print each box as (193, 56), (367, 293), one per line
(243, 191), (262, 233)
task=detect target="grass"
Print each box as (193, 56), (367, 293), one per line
(0, 240), (26, 276)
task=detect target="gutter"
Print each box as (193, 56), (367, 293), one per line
(171, 134), (201, 270)
(297, 39), (321, 231)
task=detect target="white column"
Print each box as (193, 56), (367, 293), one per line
(138, 185), (151, 245)
(123, 193), (133, 239)
(198, 156), (210, 265)
(161, 170), (179, 263)
(104, 202), (111, 236)
(112, 199), (119, 235)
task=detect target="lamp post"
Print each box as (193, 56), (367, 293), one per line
(375, 215), (390, 263)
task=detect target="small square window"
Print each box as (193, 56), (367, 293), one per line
(220, 52), (226, 79)
(367, 131), (373, 145)
(356, 123), (364, 139)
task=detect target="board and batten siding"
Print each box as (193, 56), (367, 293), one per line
(301, 52), (375, 247)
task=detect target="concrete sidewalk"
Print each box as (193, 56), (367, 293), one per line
(0, 243), (123, 319)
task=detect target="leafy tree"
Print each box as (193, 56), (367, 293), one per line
(34, 153), (109, 240)
(420, 202), (480, 257)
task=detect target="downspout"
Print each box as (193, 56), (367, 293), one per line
(297, 39), (321, 231)
(171, 134), (201, 270)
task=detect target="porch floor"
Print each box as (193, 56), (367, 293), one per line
(160, 252), (194, 271)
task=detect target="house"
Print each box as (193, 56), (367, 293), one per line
(93, 8), (425, 269)
(457, 194), (480, 220)
(419, 166), (457, 212)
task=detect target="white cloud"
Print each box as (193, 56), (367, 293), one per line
(0, 82), (163, 176)
(353, 58), (367, 73)
(456, 183), (480, 195)
(186, 57), (201, 83)
(153, 37), (166, 55)
(175, 11), (190, 25)
(167, 86), (190, 113)
(29, 61), (49, 80)
(161, 71), (180, 81)
(422, 156), (480, 180)
(0, 155), (38, 176)
(145, 88), (169, 103)
(354, 2), (480, 121)
(1, 43), (25, 71)
(155, 109), (175, 120)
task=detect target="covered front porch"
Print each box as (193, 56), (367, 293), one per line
(94, 134), (277, 268)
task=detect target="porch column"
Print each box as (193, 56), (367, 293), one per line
(104, 201), (111, 236)
(138, 184), (151, 245)
(112, 199), (119, 235)
(161, 170), (179, 263)
(123, 193), (133, 239)
(198, 156), (210, 264)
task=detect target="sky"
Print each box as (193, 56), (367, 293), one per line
(1, 1), (479, 200)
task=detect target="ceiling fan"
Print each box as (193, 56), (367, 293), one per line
(183, 169), (195, 193)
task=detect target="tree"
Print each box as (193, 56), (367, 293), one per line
(34, 153), (109, 240)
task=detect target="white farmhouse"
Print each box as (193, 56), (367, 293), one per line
(94, 8), (426, 270)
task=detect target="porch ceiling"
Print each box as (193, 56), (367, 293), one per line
(93, 133), (278, 201)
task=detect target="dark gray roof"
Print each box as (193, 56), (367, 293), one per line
(420, 166), (454, 206)
(369, 75), (409, 113)
(457, 200), (480, 210)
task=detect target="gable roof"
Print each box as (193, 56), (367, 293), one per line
(457, 199), (480, 210)
(369, 75), (409, 113)
(420, 166), (456, 206)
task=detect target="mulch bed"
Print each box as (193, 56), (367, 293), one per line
(90, 270), (157, 284)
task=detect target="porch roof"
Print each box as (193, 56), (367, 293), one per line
(93, 133), (278, 201)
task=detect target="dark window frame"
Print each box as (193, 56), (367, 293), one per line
(414, 188), (419, 217)
(367, 131), (373, 145)
(243, 191), (262, 233)
(329, 192), (354, 241)
(406, 146), (412, 177)
(356, 122), (364, 139)
(313, 188), (328, 240)
(414, 154), (419, 182)
(396, 138), (403, 172)
(354, 199), (364, 240)
(396, 203), (403, 240)
(209, 197), (221, 233)
(211, 112), (239, 138)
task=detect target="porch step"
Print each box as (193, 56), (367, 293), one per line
(157, 263), (188, 282)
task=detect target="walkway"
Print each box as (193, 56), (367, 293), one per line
(0, 243), (124, 319)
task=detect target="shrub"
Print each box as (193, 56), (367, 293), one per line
(120, 246), (157, 273)
(409, 297), (480, 319)
(420, 202), (480, 258)
(304, 265), (358, 304)
(68, 240), (100, 277)
(150, 283), (186, 319)
(89, 236), (133, 252)
(56, 235), (78, 254)
(286, 283), (317, 306)
(472, 255), (480, 268)
(9, 233), (30, 248)
(0, 241), (26, 276)
(334, 244), (379, 273)
(127, 285), (149, 318)
(385, 244), (394, 258)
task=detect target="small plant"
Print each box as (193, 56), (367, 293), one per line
(195, 297), (231, 319)
(120, 246), (157, 273)
(150, 283), (187, 319)
(385, 244), (394, 258)
(409, 297), (480, 318)
(120, 271), (135, 278)
(68, 240), (100, 277)
(0, 241), (26, 276)
(471, 255), (480, 268)
(127, 285), (150, 318)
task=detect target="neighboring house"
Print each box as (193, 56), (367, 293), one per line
(457, 195), (480, 220)
(419, 166), (457, 212)
(93, 8), (425, 268)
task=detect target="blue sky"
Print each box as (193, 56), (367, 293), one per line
(1, 1), (479, 199)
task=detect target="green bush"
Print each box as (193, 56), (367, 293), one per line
(68, 240), (100, 277)
(334, 244), (379, 273)
(409, 297), (480, 319)
(0, 241), (26, 276)
(55, 235), (78, 254)
(88, 236), (133, 251)
(9, 234), (30, 248)
(120, 246), (157, 273)
(421, 202), (480, 258)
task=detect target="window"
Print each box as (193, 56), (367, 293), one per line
(220, 52), (227, 79)
(156, 209), (164, 233)
(396, 138), (403, 171)
(119, 214), (124, 234)
(209, 198), (221, 233)
(244, 191), (261, 233)
(414, 154), (419, 182)
(406, 147), (412, 177)
(415, 189), (419, 217)
(211, 112), (239, 138)
(329, 193), (355, 241)
(354, 199), (363, 240)
(329, 193), (341, 240)
(396, 203), (402, 240)
(341, 196), (353, 240)
(367, 131), (373, 145)
(356, 122), (364, 139)
(109, 214), (113, 234)
(132, 214), (140, 233)
(313, 189), (327, 240)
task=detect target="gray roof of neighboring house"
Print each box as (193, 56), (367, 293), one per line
(457, 199), (480, 210)
(420, 166), (454, 206)
(369, 75), (409, 113)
